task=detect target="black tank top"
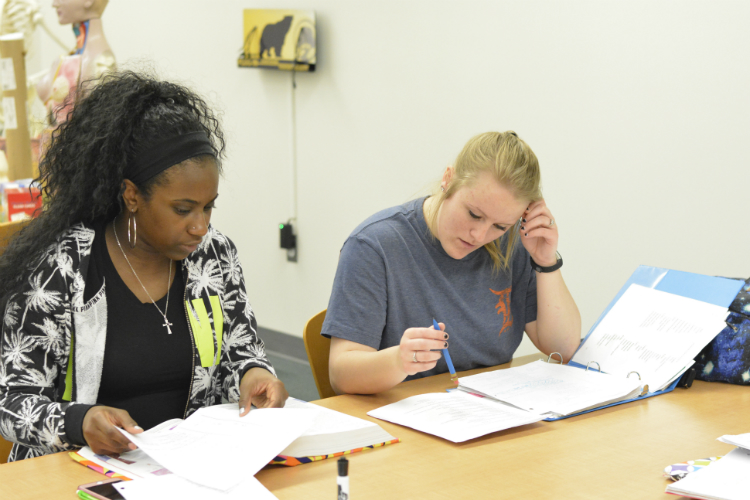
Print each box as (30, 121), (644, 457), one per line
(85, 223), (193, 429)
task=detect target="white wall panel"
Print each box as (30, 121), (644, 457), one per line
(33, 1), (750, 356)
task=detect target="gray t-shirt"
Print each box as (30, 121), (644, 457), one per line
(322, 197), (538, 380)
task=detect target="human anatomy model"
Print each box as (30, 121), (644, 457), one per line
(36, 0), (115, 126)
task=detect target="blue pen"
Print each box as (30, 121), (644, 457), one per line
(433, 318), (458, 385)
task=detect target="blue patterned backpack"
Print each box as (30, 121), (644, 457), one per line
(693, 278), (750, 384)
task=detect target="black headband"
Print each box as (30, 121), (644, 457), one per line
(125, 131), (216, 185)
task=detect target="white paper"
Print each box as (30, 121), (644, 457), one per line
(367, 390), (543, 443)
(665, 447), (750, 500)
(281, 397), (397, 457)
(115, 473), (277, 500)
(718, 432), (750, 451)
(2, 97), (16, 130)
(458, 360), (643, 416)
(571, 284), (728, 391)
(0, 58), (15, 91)
(119, 406), (317, 491)
(77, 442), (172, 479)
(284, 397), (374, 434)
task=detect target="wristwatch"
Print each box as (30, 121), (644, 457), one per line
(530, 252), (563, 273)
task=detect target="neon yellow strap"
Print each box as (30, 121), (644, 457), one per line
(63, 333), (74, 401)
(209, 296), (224, 365)
(186, 297), (223, 367)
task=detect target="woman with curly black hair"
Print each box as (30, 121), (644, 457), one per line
(0, 71), (287, 462)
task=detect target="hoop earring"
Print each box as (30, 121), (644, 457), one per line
(128, 211), (137, 249)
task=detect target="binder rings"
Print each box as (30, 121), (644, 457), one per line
(542, 265), (744, 421)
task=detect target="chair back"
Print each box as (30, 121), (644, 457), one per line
(0, 436), (12, 464)
(302, 309), (336, 399)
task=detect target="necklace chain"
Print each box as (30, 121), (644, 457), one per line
(113, 217), (174, 334)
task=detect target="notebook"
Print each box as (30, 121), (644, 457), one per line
(665, 447), (750, 500)
(269, 397), (399, 465)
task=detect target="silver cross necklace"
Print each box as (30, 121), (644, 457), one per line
(113, 217), (174, 334)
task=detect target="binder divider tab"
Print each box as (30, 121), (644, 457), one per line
(626, 371), (649, 396)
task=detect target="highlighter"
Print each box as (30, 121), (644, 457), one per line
(433, 318), (458, 385)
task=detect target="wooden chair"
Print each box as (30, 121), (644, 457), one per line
(0, 437), (12, 464)
(302, 309), (336, 399)
(0, 219), (31, 256)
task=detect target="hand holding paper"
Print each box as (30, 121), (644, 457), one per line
(83, 405), (143, 456)
(238, 367), (289, 416)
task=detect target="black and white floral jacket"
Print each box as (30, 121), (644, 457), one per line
(0, 223), (275, 461)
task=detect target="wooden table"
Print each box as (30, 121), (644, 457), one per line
(0, 355), (747, 499)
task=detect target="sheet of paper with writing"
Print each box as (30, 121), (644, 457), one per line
(457, 360), (644, 416)
(571, 284), (728, 391)
(118, 406), (317, 491)
(76, 439), (172, 479)
(367, 390), (544, 443)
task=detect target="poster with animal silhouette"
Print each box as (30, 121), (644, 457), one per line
(238, 10), (316, 71)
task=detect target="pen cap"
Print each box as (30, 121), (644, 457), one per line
(338, 456), (349, 476)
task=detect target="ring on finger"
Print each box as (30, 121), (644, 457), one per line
(412, 351), (418, 363)
(549, 217), (555, 227)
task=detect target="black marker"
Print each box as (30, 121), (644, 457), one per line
(337, 456), (349, 500)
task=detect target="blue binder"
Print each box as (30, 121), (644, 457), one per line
(543, 265), (744, 421)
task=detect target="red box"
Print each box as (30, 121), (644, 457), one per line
(5, 186), (42, 221)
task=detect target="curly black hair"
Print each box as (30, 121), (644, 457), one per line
(0, 70), (225, 299)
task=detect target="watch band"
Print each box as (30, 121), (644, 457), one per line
(530, 253), (563, 273)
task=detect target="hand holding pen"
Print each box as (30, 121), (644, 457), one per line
(397, 322), (449, 376)
(433, 319), (458, 385)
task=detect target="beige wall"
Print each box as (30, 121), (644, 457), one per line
(33, 0), (750, 356)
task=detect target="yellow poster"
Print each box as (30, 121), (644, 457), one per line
(238, 10), (316, 71)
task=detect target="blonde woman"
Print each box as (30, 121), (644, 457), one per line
(324, 131), (581, 395)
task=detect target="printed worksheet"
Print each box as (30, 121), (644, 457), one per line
(77, 438), (173, 479)
(119, 406), (317, 491)
(571, 284), (728, 390)
(367, 390), (543, 443)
